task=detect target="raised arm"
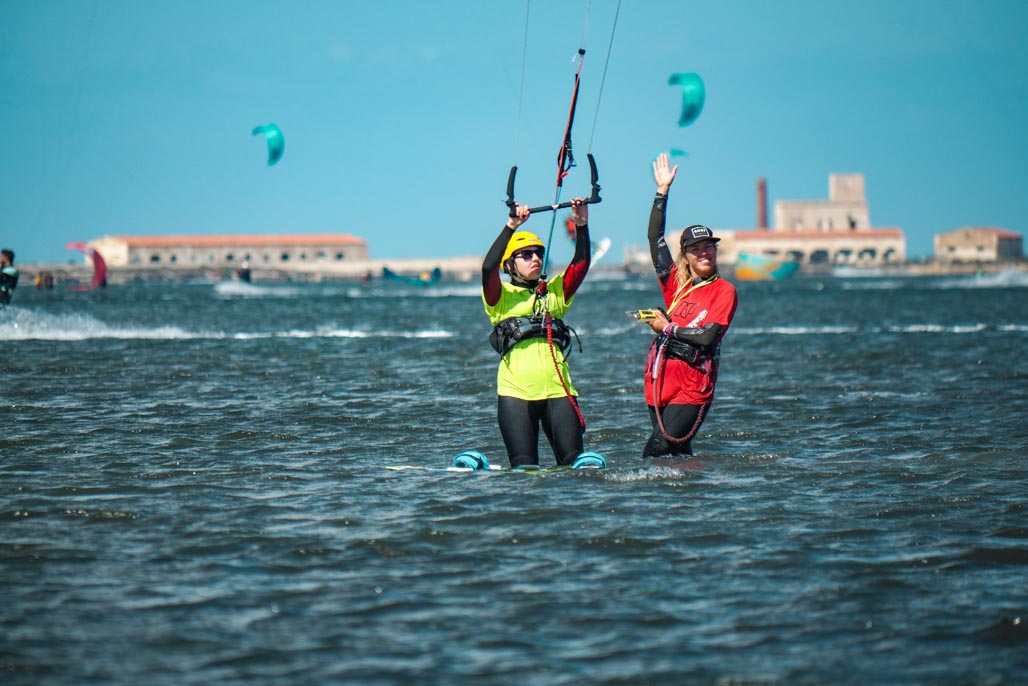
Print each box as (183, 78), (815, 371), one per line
(562, 198), (591, 299)
(648, 153), (679, 284)
(482, 203), (530, 306)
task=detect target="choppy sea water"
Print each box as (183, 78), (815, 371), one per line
(2, 269), (1027, 685)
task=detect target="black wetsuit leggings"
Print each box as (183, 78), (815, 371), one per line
(497, 395), (584, 468)
(642, 403), (709, 458)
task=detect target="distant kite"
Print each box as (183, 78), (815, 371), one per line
(654, 148), (690, 162)
(252, 123), (284, 166)
(65, 242), (108, 289)
(667, 73), (705, 127)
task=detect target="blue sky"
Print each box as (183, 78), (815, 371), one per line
(2, 0), (1026, 265)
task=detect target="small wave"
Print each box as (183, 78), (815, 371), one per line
(594, 324), (637, 336)
(427, 285), (481, 297)
(734, 325), (859, 335)
(933, 269), (1028, 290)
(213, 282), (303, 298)
(359, 284), (481, 298)
(972, 615), (1027, 646)
(957, 546), (1028, 566)
(231, 329), (369, 340)
(621, 281), (652, 291)
(734, 323), (1009, 336)
(0, 309), (455, 341)
(410, 329), (455, 338)
(836, 269), (1028, 290)
(63, 508), (141, 520)
(296, 328), (452, 340)
(885, 323), (987, 334)
(0, 309), (197, 341)
(602, 464), (703, 483)
(841, 280), (905, 291)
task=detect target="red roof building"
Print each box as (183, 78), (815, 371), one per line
(88, 234), (368, 268)
(934, 227), (1023, 262)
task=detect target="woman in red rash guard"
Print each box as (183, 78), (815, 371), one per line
(640, 153), (738, 457)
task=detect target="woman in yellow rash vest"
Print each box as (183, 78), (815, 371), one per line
(481, 199), (593, 468)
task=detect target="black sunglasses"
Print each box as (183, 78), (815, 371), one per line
(513, 248), (544, 261)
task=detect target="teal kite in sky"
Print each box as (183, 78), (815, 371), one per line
(653, 149), (690, 163)
(252, 123), (284, 166)
(667, 73), (705, 127)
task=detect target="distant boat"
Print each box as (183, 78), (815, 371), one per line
(733, 252), (799, 281)
(382, 266), (442, 286)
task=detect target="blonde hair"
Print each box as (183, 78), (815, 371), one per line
(674, 250), (692, 285)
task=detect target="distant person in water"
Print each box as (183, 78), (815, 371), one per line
(234, 261), (252, 283)
(639, 153), (738, 457)
(482, 198), (593, 468)
(0, 249), (19, 305)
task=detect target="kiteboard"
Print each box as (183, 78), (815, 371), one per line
(385, 464), (572, 475)
(386, 464), (504, 473)
(386, 450), (606, 474)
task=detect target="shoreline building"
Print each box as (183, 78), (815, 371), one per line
(934, 227), (1023, 263)
(87, 234), (368, 268)
(712, 174), (906, 266)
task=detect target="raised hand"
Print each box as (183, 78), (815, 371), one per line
(652, 152), (679, 195)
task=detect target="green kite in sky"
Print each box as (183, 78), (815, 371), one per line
(252, 123), (284, 166)
(668, 73), (705, 127)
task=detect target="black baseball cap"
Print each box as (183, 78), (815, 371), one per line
(680, 225), (720, 248)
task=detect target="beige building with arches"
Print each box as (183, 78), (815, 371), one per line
(717, 173), (906, 266)
(87, 234), (368, 269)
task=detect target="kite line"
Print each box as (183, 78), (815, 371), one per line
(504, 0), (621, 281)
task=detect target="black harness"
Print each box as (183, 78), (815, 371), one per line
(657, 335), (718, 366)
(490, 316), (581, 358)
(0, 270), (16, 305)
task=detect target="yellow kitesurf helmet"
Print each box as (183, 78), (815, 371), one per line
(502, 231), (545, 273)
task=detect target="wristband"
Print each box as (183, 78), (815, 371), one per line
(663, 323), (674, 336)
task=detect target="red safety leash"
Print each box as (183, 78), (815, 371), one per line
(651, 339), (704, 445)
(546, 310), (586, 431)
